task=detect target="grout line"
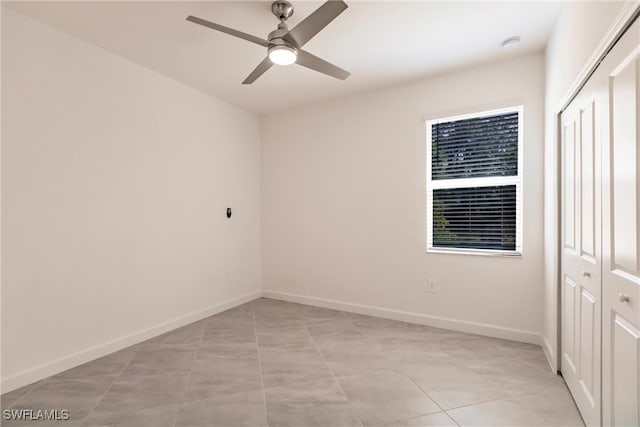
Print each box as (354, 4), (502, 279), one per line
(35, 299), (568, 426)
(298, 309), (365, 427)
(376, 411), (459, 427)
(442, 411), (464, 427)
(405, 375), (461, 427)
(303, 302), (565, 426)
(348, 318), (391, 351)
(349, 316), (499, 426)
(425, 378), (573, 423)
(490, 340), (555, 375)
(406, 373), (515, 426)
(251, 300), (271, 427)
(2, 380), (41, 410)
(443, 397), (504, 412)
(171, 320), (208, 427)
(261, 371), (362, 393)
(81, 344), (142, 423)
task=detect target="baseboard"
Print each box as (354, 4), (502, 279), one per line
(1, 290), (261, 393)
(542, 335), (557, 373)
(263, 290), (543, 346)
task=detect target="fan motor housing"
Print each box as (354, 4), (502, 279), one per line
(268, 25), (296, 50)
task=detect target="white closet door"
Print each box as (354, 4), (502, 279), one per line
(602, 18), (640, 427)
(560, 67), (603, 427)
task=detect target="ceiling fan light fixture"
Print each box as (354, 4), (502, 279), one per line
(268, 45), (298, 65)
(186, 0), (351, 83)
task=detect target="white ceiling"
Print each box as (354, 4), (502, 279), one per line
(5, 1), (562, 115)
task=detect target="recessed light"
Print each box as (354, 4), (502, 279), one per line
(502, 36), (521, 50)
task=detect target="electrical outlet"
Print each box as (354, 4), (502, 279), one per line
(427, 280), (437, 293)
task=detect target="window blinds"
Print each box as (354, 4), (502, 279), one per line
(431, 112), (519, 180)
(432, 185), (517, 251)
(427, 108), (522, 253)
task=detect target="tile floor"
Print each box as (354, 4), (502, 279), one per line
(1, 298), (584, 426)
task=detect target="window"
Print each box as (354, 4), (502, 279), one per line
(426, 106), (523, 255)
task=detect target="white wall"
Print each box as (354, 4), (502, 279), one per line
(1, 8), (262, 391)
(261, 53), (545, 342)
(543, 0), (632, 370)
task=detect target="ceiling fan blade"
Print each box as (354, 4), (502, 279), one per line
(296, 50), (350, 80)
(283, 1), (348, 48)
(242, 57), (274, 84)
(186, 15), (269, 48)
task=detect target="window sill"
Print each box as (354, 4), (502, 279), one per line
(426, 247), (522, 258)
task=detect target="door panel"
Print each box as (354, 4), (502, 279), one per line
(581, 102), (596, 259)
(610, 315), (640, 427)
(563, 276), (578, 373)
(564, 121), (577, 250)
(562, 16), (640, 427)
(580, 288), (596, 404)
(602, 19), (640, 427)
(611, 53), (639, 274)
(561, 83), (602, 426)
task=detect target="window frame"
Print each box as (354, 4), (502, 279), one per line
(426, 105), (524, 257)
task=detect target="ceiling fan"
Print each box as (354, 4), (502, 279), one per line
(186, 1), (350, 84)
